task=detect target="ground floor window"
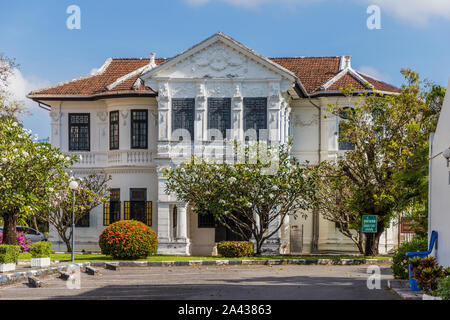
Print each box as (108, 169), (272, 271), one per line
(103, 188), (121, 226)
(75, 211), (90, 228)
(124, 188), (152, 226)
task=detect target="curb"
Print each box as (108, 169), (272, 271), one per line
(86, 258), (390, 268)
(0, 262), (91, 287)
(0, 258), (391, 288)
(387, 279), (422, 300)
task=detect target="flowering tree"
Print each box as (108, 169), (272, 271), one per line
(0, 117), (76, 244)
(164, 141), (315, 255)
(41, 173), (111, 252)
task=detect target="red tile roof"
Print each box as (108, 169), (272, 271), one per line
(28, 56), (399, 99)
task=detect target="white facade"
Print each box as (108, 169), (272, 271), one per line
(429, 79), (450, 267)
(35, 33), (399, 255)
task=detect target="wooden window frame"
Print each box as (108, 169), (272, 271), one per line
(68, 113), (90, 151)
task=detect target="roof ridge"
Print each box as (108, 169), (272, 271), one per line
(28, 58), (113, 96)
(356, 71), (399, 89)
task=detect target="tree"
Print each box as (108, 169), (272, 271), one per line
(42, 172), (111, 252)
(0, 118), (76, 244)
(309, 162), (365, 253)
(164, 141), (315, 255)
(0, 54), (76, 245)
(310, 69), (445, 256)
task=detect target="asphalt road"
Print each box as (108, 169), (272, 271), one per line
(0, 264), (400, 300)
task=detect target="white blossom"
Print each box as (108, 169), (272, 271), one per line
(12, 122), (18, 127)
(228, 177), (237, 184)
(22, 151), (29, 157)
(246, 202), (252, 208)
(269, 193), (275, 199)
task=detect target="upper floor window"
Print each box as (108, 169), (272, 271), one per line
(69, 113), (90, 151)
(131, 110), (148, 149)
(243, 98), (267, 140)
(338, 107), (355, 151)
(172, 98), (195, 141)
(207, 98), (231, 140)
(110, 111), (119, 150)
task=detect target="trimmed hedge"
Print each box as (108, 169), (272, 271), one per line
(0, 244), (20, 264)
(99, 220), (158, 260)
(217, 241), (254, 257)
(29, 241), (52, 258)
(391, 237), (428, 279)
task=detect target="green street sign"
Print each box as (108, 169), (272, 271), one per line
(362, 215), (377, 233)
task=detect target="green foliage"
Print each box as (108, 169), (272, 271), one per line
(409, 256), (449, 294)
(0, 244), (20, 264)
(217, 241), (254, 257)
(436, 276), (450, 300)
(29, 241), (52, 258)
(309, 70), (445, 256)
(391, 237), (428, 279)
(164, 141), (315, 254)
(99, 220), (158, 259)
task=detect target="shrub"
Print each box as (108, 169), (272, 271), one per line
(0, 245), (20, 264)
(436, 276), (450, 300)
(217, 241), (254, 257)
(391, 237), (428, 279)
(0, 232), (32, 252)
(99, 220), (158, 259)
(29, 241), (52, 258)
(409, 256), (449, 294)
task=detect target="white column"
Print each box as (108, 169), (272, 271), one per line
(268, 82), (281, 142)
(157, 202), (170, 242)
(176, 203), (188, 240)
(232, 83), (243, 141)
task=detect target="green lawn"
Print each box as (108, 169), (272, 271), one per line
(18, 253), (391, 263)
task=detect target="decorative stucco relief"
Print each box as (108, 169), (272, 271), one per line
(293, 114), (319, 127)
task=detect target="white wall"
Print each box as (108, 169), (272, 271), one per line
(430, 79), (450, 267)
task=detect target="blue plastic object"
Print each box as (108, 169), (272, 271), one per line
(406, 231), (438, 291)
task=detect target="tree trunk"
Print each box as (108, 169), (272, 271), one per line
(2, 213), (18, 245)
(57, 228), (72, 253)
(364, 227), (384, 256)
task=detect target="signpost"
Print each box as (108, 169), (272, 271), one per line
(362, 215), (377, 233)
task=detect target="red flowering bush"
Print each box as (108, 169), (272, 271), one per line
(99, 220), (158, 259)
(217, 241), (254, 257)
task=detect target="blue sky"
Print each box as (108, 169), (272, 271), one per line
(1, 0), (450, 139)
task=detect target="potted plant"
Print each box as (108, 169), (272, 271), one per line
(0, 244), (20, 273)
(29, 241), (52, 268)
(409, 256), (450, 300)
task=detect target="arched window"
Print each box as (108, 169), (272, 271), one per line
(338, 107), (355, 151)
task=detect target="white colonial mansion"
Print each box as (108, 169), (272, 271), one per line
(28, 33), (404, 255)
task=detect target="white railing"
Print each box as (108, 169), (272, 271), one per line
(66, 150), (154, 168)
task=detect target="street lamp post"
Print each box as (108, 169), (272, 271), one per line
(69, 179), (79, 263)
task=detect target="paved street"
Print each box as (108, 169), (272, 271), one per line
(0, 264), (399, 300)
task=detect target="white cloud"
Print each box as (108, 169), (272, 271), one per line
(6, 69), (52, 140)
(184, 0), (315, 9)
(357, 65), (392, 84)
(183, 0), (450, 24)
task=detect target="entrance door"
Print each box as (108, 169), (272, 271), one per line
(290, 225), (303, 254)
(130, 188), (146, 224)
